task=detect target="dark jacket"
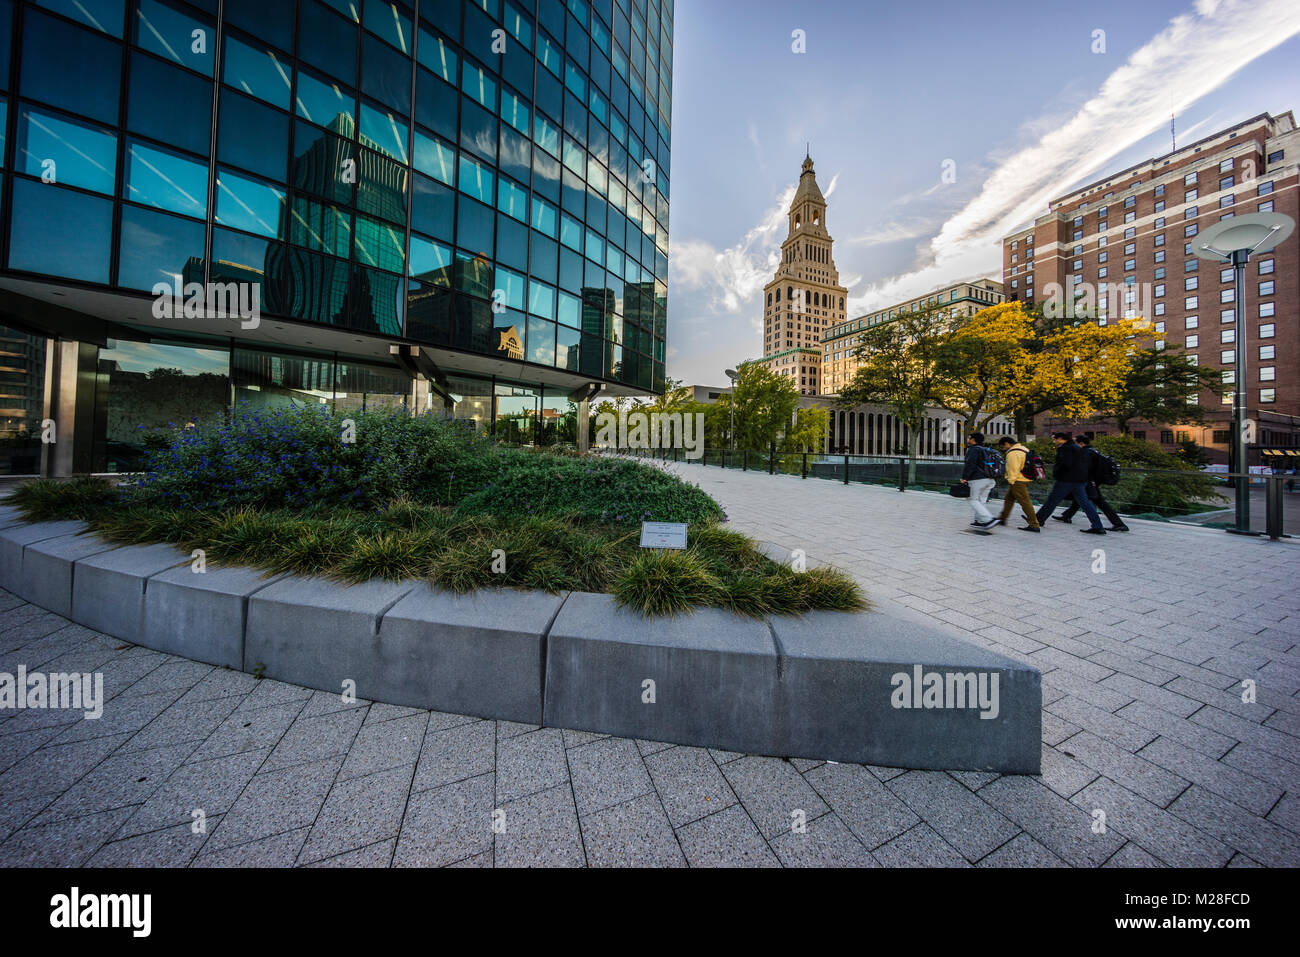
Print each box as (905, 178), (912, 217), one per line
(1052, 441), (1090, 483)
(962, 444), (987, 481)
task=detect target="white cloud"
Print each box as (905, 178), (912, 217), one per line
(848, 0), (1300, 314)
(668, 185), (794, 320)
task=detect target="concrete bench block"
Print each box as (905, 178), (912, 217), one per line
(374, 586), (563, 722)
(144, 564), (286, 669)
(245, 577), (416, 695)
(17, 532), (119, 618)
(0, 521), (86, 593)
(71, 542), (191, 640)
(770, 612), (1042, 774)
(544, 592), (780, 755)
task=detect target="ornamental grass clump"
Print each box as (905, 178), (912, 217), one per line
(7, 408), (867, 618)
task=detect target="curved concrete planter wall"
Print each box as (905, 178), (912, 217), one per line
(0, 513), (1042, 774)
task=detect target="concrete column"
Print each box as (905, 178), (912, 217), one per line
(41, 340), (99, 477)
(577, 397), (591, 454)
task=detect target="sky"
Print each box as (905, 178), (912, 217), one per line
(663, 0), (1300, 387)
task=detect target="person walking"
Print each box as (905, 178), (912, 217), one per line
(995, 436), (1041, 532)
(1055, 435), (1129, 532)
(1035, 432), (1106, 534)
(959, 432), (999, 529)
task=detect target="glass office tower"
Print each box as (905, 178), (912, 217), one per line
(0, 0), (672, 472)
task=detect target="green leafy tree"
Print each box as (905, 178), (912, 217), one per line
(782, 405), (830, 453)
(839, 304), (956, 482)
(714, 362), (801, 454)
(1104, 345), (1225, 436)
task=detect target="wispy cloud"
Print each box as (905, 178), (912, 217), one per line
(669, 185), (794, 322)
(848, 0), (1300, 313)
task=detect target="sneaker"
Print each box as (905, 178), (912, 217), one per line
(977, 518), (999, 528)
(1019, 526), (1041, 533)
(1081, 527), (1107, 535)
(1052, 516), (1072, 524)
(1110, 526), (1130, 532)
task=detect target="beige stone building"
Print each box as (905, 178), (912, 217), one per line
(820, 279), (1005, 395)
(759, 153), (849, 395)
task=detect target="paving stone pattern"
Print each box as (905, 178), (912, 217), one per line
(1, 466), (1297, 867)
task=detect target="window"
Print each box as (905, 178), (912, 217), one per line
(1257, 180), (1274, 196)
(1185, 335), (1199, 348)
(1186, 316), (1198, 329)
(1260, 302), (1275, 318)
(298, 0), (360, 86)
(1259, 280), (1275, 297)
(1186, 189), (1198, 202)
(23, 10), (124, 123)
(1260, 367), (1275, 382)
(1220, 329), (1234, 344)
(1186, 296), (1199, 309)
(10, 179), (112, 282)
(118, 204), (207, 291)
(1258, 200), (1274, 213)
(1160, 430), (1174, 444)
(128, 52), (212, 156)
(1134, 431), (1147, 441)
(215, 167), (287, 238)
(1184, 223), (1198, 237)
(224, 34), (293, 109)
(1259, 258), (1274, 275)
(218, 91), (289, 180)
(17, 107), (118, 195)
(1184, 277), (1198, 291)
(1260, 323), (1274, 339)
(1260, 389), (1275, 404)
(1267, 150), (1284, 164)
(126, 139), (209, 217)
(1186, 259), (1198, 272)
(135, 0), (216, 77)
(1220, 289), (1234, 304)
(1260, 345), (1274, 360)
(1213, 431), (1231, 444)
(1221, 309), (1234, 324)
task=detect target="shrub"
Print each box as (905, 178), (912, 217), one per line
(120, 406), (723, 525)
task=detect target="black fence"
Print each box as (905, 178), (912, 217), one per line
(602, 447), (1294, 541)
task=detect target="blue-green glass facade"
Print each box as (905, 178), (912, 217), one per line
(0, 0), (671, 400)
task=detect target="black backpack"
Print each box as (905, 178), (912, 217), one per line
(979, 445), (1005, 480)
(1092, 450), (1121, 486)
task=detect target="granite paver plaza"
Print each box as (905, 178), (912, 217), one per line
(2, 466), (1298, 867)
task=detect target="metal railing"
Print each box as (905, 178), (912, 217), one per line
(599, 447), (1294, 541)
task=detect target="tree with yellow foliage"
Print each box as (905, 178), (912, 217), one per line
(933, 301), (1036, 438)
(999, 307), (1146, 440)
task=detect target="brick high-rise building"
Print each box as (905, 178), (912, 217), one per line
(760, 153), (848, 396)
(1002, 111), (1300, 463)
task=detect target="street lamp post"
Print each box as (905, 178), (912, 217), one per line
(725, 368), (739, 451)
(1193, 212), (1295, 534)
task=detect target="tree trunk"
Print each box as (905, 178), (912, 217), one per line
(907, 424), (921, 485)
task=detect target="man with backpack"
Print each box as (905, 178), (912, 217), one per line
(995, 436), (1042, 531)
(1034, 432), (1106, 534)
(958, 432), (1001, 529)
(1055, 435), (1130, 532)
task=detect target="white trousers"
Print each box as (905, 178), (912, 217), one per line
(967, 478), (996, 523)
